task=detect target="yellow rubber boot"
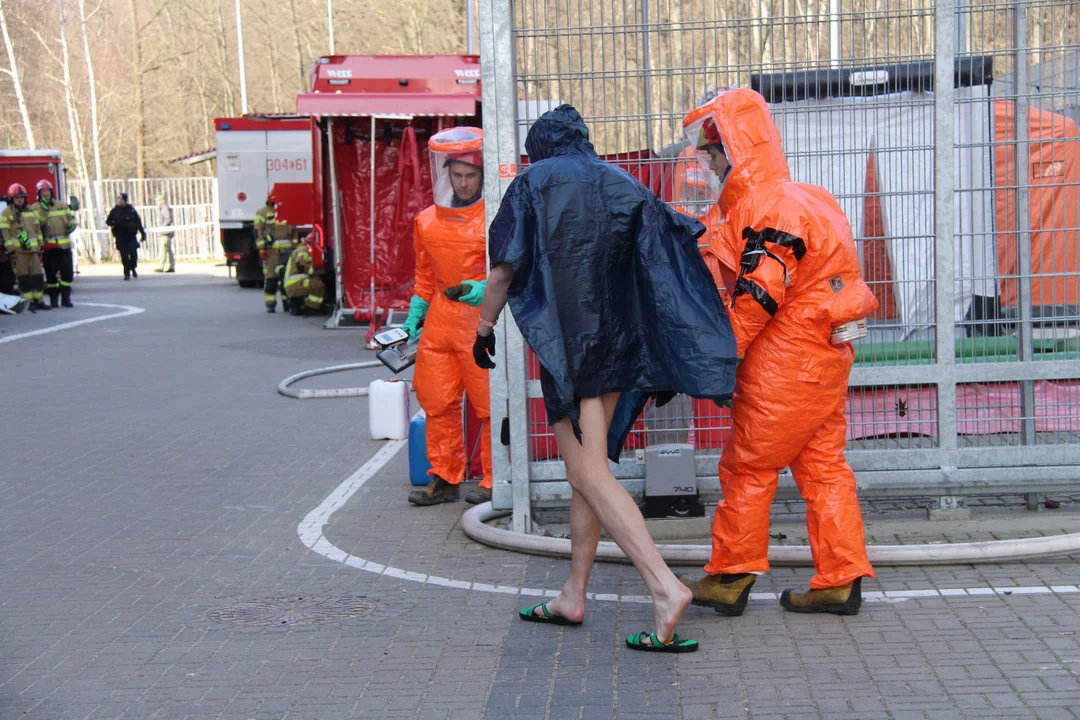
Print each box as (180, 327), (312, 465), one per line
(678, 573), (756, 616)
(780, 577), (863, 615)
(408, 476), (460, 506)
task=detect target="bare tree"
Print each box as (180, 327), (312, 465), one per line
(76, 0), (105, 239)
(0, 0), (35, 148)
(127, 0), (147, 177)
(28, 0), (92, 201)
(287, 0), (305, 91)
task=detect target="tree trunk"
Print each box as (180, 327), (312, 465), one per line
(215, 0), (237, 114)
(58, 0), (90, 185)
(287, 0), (304, 91)
(128, 0), (146, 178)
(263, 0), (281, 110)
(0, 0), (35, 148)
(76, 0), (105, 256)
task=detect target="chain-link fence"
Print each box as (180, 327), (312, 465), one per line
(479, 0), (1080, 528)
(67, 177), (220, 263)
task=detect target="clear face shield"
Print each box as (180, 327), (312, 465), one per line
(682, 112), (732, 187)
(429, 127), (484, 209)
(675, 154), (720, 217)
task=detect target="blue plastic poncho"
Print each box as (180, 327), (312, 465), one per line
(488, 105), (738, 460)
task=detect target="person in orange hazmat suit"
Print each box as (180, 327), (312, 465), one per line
(678, 88), (880, 616)
(405, 127), (494, 507)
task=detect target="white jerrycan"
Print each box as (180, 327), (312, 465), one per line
(368, 379), (411, 440)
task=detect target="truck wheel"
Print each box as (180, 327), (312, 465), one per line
(236, 254), (264, 289)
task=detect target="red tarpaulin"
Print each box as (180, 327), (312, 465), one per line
(332, 120), (436, 313)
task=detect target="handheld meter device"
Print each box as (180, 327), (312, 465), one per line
(373, 327), (409, 348)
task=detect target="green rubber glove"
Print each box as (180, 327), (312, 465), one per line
(17, 231), (30, 250)
(457, 279), (486, 307)
(719, 358), (742, 409)
(401, 295), (429, 340)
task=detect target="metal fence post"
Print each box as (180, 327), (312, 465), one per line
(934, 0), (959, 480)
(1013, 0), (1039, 509)
(480, 0), (532, 532)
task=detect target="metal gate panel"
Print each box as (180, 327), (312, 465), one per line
(481, 0), (1080, 527)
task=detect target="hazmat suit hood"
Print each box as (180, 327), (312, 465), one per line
(491, 105), (737, 460)
(696, 89), (792, 216)
(524, 105), (597, 163)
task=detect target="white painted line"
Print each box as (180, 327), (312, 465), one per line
(0, 302), (144, 344)
(998, 586), (1054, 595)
(885, 589), (941, 598)
(298, 442), (1077, 608)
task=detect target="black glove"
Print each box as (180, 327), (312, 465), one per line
(473, 332), (496, 369)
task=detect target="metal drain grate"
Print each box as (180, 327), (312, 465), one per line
(207, 596), (378, 626)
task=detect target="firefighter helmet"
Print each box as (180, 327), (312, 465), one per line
(7, 183), (27, 198)
(36, 179), (54, 194)
(267, 192), (277, 206)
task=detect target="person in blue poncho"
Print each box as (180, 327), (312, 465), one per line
(471, 105), (738, 653)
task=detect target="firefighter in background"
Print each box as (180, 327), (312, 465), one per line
(33, 180), (77, 308)
(255, 193), (297, 313)
(1, 184), (48, 311)
(282, 241), (324, 315)
(403, 127), (493, 507)
(678, 89), (879, 616)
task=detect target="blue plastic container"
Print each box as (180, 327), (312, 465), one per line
(409, 414), (433, 486)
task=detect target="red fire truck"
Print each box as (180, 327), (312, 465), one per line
(172, 117), (316, 288)
(297, 54), (482, 328)
(0, 150), (73, 211)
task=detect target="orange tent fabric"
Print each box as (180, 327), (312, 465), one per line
(861, 152), (898, 321)
(994, 100), (1080, 308)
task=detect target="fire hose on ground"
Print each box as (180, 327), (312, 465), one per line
(277, 361), (387, 399)
(461, 502), (1080, 566)
(278, 330), (421, 399)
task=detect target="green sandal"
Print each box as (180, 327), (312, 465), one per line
(519, 602), (582, 626)
(625, 631), (699, 654)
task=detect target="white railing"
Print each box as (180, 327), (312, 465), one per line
(66, 177), (220, 263)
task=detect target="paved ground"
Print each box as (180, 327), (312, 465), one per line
(2, 270), (1079, 720)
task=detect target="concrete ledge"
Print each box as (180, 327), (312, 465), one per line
(927, 507), (975, 522)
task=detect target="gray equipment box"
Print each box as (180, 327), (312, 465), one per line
(639, 394), (705, 517)
(644, 444), (697, 498)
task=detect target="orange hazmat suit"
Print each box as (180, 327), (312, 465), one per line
(685, 89), (879, 589)
(412, 128), (492, 490)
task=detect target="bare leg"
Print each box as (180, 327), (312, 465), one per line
(544, 395), (618, 623)
(554, 395), (692, 644)
(543, 482), (601, 624)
